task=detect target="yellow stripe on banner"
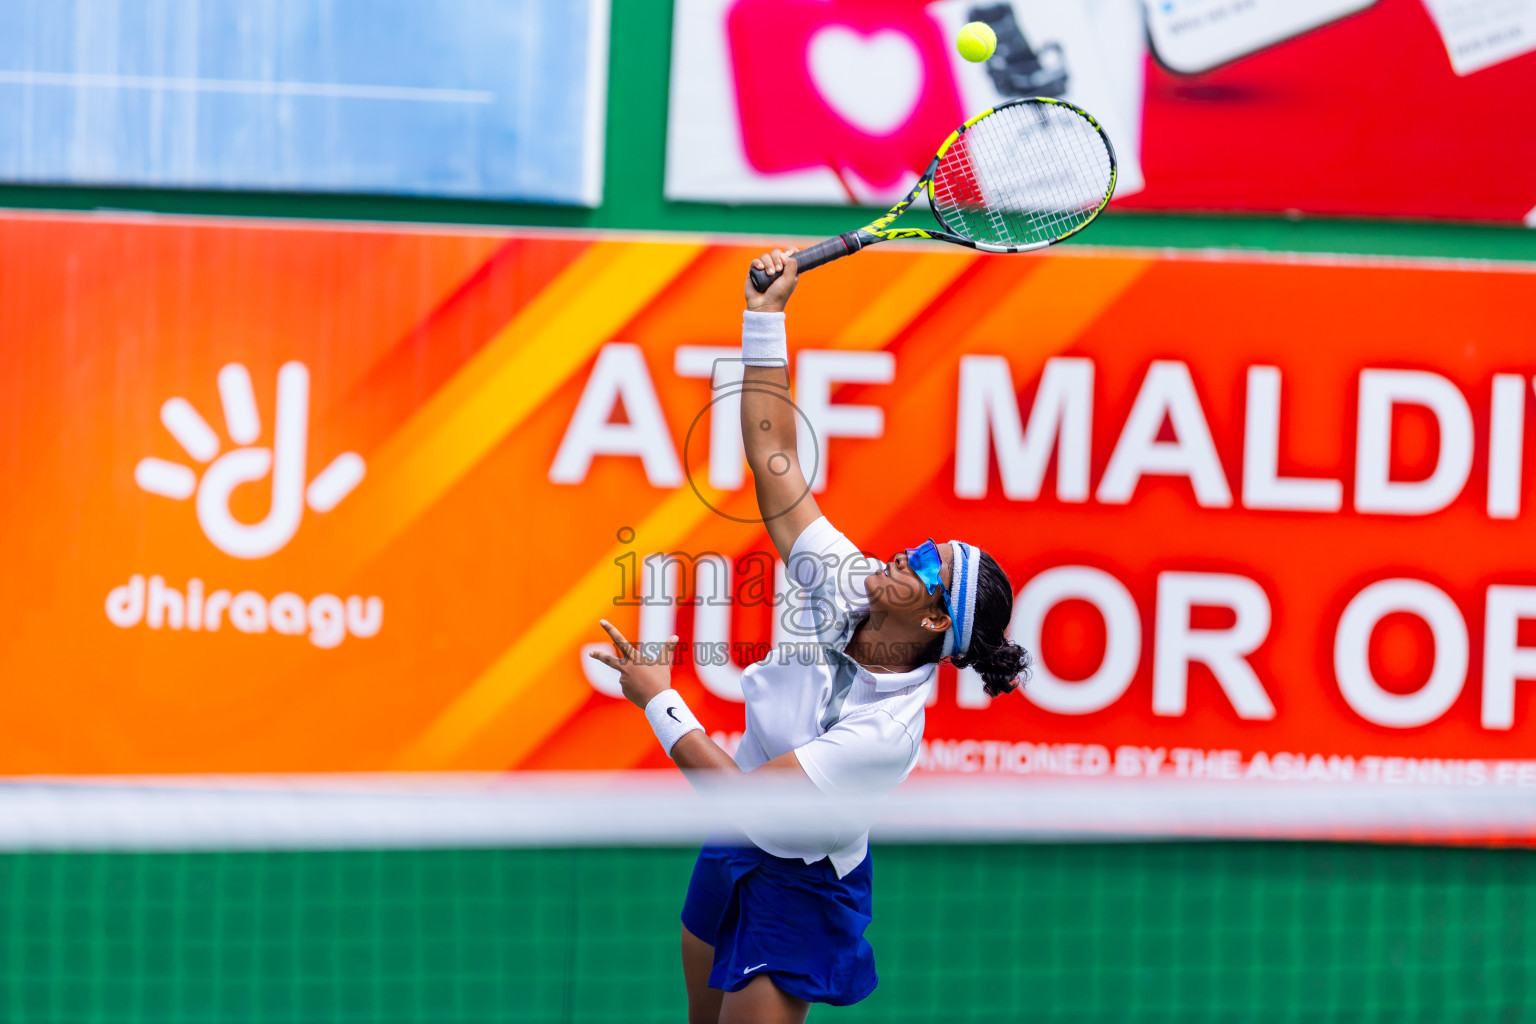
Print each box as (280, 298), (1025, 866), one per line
(392, 256), (977, 769)
(392, 482), (721, 770)
(391, 251), (1153, 771)
(833, 251), (981, 351)
(962, 254), (1152, 352)
(336, 240), (706, 573)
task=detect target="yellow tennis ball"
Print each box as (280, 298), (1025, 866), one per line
(956, 21), (997, 63)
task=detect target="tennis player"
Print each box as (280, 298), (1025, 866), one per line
(590, 249), (1030, 1024)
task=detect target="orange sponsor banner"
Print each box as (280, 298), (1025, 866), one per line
(5, 213), (1536, 805)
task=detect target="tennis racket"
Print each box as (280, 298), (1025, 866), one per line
(749, 96), (1117, 292)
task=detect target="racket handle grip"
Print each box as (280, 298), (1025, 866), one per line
(748, 232), (865, 293)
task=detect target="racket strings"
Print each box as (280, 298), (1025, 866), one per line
(932, 101), (1113, 248)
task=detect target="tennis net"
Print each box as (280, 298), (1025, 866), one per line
(1, 840), (1531, 1023)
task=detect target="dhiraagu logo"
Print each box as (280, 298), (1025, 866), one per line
(108, 361), (383, 649)
(134, 361), (363, 558)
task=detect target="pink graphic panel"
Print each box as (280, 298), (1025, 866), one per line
(725, 0), (964, 193)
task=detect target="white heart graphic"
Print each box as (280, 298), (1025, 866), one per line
(806, 27), (924, 136)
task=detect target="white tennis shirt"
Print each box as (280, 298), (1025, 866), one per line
(733, 516), (934, 877)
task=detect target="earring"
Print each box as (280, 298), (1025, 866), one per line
(922, 619), (931, 628)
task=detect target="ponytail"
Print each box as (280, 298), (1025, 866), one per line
(948, 552), (1031, 698)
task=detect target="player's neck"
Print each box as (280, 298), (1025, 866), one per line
(845, 618), (930, 674)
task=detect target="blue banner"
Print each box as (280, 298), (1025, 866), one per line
(0, 0), (609, 204)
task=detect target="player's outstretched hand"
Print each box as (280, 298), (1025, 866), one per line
(589, 619), (678, 709)
(746, 247), (799, 313)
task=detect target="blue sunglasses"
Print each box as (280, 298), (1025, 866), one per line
(905, 539), (952, 616)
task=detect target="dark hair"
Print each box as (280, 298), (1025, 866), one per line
(948, 552), (1031, 698)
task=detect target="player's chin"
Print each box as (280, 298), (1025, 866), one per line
(865, 575), (913, 617)
(863, 574), (892, 610)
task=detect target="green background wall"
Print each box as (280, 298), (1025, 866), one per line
(2, 0), (1532, 1019)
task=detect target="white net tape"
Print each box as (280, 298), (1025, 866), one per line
(1, 773), (1533, 849)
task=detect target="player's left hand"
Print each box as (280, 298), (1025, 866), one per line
(590, 620), (679, 708)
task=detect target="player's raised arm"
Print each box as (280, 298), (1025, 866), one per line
(741, 248), (821, 563)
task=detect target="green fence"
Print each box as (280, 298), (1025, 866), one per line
(2, 842), (1530, 1023)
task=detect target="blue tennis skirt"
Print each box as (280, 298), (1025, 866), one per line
(680, 843), (877, 1006)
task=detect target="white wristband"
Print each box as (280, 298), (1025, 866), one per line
(645, 689), (704, 757)
(742, 310), (787, 366)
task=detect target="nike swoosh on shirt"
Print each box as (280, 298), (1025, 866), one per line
(743, 963), (768, 974)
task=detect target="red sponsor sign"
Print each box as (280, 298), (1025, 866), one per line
(1128, 0), (1536, 223)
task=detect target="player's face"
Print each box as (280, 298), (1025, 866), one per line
(866, 542), (953, 626)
